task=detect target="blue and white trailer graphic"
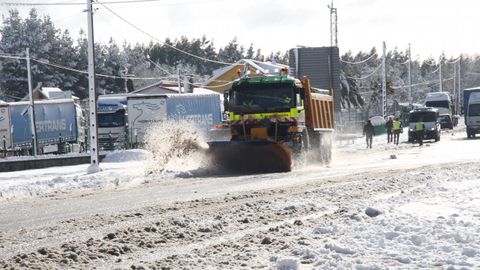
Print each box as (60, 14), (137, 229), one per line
(0, 99), (85, 153)
(127, 93), (221, 144)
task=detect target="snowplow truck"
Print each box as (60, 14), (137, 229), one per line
(208, 75), (334, 173)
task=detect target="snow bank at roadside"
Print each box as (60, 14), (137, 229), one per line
(102, 149), (152, 163)
(279, 165), (480, 269)
(0, 149), (153, 201)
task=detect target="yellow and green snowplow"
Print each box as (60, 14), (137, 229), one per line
(208, 74), (334, 174)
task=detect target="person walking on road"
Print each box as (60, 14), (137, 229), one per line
(392, 118), (403, 145)
(385, 117), (393, 143)
(415, 118), (425, 146)
(363, 120), (375, 149)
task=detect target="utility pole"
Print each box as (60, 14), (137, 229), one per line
(87, 0), (100, 172)
(382, 41), (387, 119)
(458, 56), (462, 114)
(26, 48), (37, 156)
(177, 64), (182, 93)
(408, 43), (412, 103)
(453, 59), (456, 112)
(439, 55), (443, 92)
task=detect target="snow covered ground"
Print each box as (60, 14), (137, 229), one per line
(0, 124), (479, 269)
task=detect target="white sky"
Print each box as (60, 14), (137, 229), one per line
(1, 0), (478, 59)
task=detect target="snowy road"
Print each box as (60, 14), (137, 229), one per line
(0, 127), (480, 269)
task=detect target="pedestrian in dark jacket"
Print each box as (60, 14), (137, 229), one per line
(363, 120), (375, 149)
(385, 117), (393, 143)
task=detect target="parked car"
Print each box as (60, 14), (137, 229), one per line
(439, 114), (453, 129)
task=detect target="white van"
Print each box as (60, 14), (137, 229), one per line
(466, 92), (480, 138)
(408, 107), (441, 143)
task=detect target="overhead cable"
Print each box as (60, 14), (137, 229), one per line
(430, 66), (440, 74)
(0, 53), (173, 80)
(0, 0), (223, 6)
(98, 1), (232, 66)
(345, 63), (383, 80)
(391, 77), (453, 89)
(341, 52), (377, 65)
(202, 81), (233, 89)
(0, 0), (160, 6)
(34, 58), (176, 80)
(0, 1), (85, 6)
(146, 58), (174, 76)
(446, 57), (460, 64)
(423, 61), (438, 67)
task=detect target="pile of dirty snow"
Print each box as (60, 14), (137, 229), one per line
(0, 149), (154, 201)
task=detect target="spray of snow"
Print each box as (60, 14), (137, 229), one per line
(144, 120), (210, 174)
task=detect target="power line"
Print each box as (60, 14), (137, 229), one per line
(97, 1), (232, 66)
(0, 0), (222, 6)
(0, 53), (172, 80)
(345, 63), (383, 80)
(101, 0), (224, 5)
(0, 0), (158, 6)
(423, 60), (438, 67)
(446, 57), (460, 64)
(341, 52), (377, 65)
(0, 1), (85, 6)
(391, 77), (454, 90)
(201, 81), (233, 89)
(146, 58), (174, 76)
(0, 53), (27, 60)
(34, 58), (174, 80)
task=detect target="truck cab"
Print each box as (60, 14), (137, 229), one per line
(466, 92), (480, 138)
(408, 107), (441, 142)
(225, 75), (333, 158)
(425, 92), (454, 129)
(97, 95), (128, 150)
(227, 76), (306, 151)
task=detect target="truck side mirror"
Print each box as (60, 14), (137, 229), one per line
(223, 91), (229, 111)
(299, 88), (306, 100)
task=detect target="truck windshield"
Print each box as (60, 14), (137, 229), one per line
(468, 104), (480, 116)
(230, 83), (295, 113)
(425, 101), (449, 109)
(98, 110), (125, 127)
(409, 112), (436, 122)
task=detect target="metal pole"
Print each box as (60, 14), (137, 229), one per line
(26, 48), (37, 156)
(453, 60), (456, 112)
(329, 0), (338, 48)
(87, 0), (100, 172)
(458, 57), (462, 114)
(329, 0), (333, 47)
(439, 55), (443, 92)
(177, 64), (182, 93)
(382, 41), (387, 118)
(408, 43), (412, 103)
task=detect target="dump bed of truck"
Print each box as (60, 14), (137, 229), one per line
(303, 79), (334, 131)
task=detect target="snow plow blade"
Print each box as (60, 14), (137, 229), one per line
(207, 141), (292, 174)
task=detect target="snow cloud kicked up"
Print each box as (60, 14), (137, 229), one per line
(144, 120), (210, 174)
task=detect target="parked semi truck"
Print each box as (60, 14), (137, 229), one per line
(97, 94), (128, 150)
(464, 87), (480, 138)
(425, 92), (455, 129)
(0, 99), (85, 154)
(127, 93), (221, 145)
(208, 75), (334, 173)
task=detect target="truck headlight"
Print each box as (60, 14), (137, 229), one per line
(409, 128), (414, 132)
(430, 127), (435, 131)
